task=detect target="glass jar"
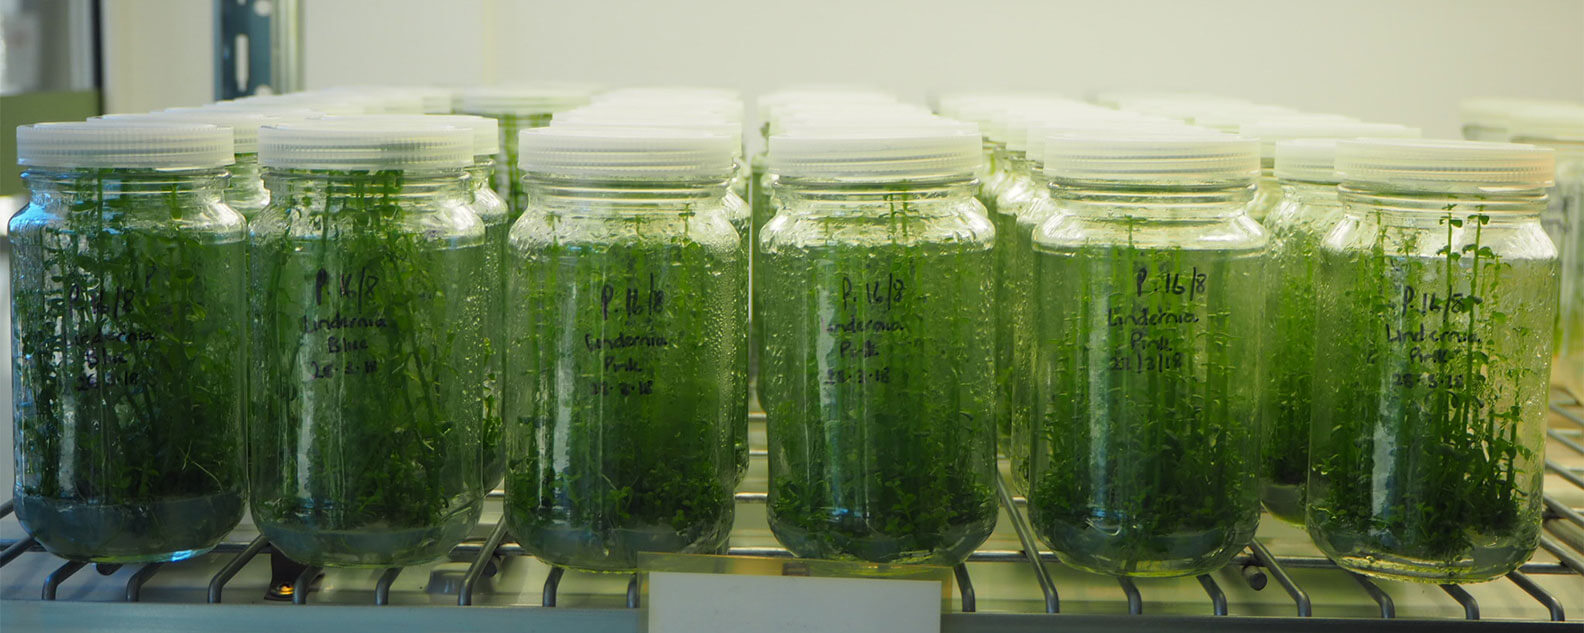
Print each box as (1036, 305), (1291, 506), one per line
(505, 127), (743, 572)
(1258, 140), (1351, 524)
(1027, 134), (1267, 577)
(249, 121), (490, 567)
(759, 128), (998, 565)
(1241, 121), (1423, 224)
(1308, 139), (1558, 583)
(10, 122), (247, 563)
(455, 86), (594, 216)
(1508, 105), (1584, 399)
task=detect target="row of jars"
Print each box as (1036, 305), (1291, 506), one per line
(9, 95), (1568, 587)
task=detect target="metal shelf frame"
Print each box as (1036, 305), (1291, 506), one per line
(4, 396), (1584, 632)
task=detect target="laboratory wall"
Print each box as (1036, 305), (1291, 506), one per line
(100, 0), (1584, 137)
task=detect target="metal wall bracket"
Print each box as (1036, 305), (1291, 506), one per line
(215, 0), (303, 100)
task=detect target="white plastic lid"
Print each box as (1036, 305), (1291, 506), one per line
(322, 114), (500, 157)
(548, 115), (743, 155)
(214, 95), (370, 115)
(1240, 120), (1422, 160)
(1042, 133), (1259, 185)
(1027, 121), (1208, 167)
(17, 121), (235, 169)
(1459, 97), (1575, 130)
(517, 126), (736, 180)
(258, 119), (473, 171)
(455, 85), (594, 116)
(596, 86), (741, 104)
(1335, 139), (1555, 189)
(768, 127), (983, 180)
(1506, 103), (1584, 142)
(106, 109), (305, 154)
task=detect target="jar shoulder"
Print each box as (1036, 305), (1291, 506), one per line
(507, 207), (740, 255)
(1320, 212), (1558, 261)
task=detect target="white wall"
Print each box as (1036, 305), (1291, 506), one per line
(101, 0), (1584, 137)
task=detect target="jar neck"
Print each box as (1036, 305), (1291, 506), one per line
(1338, 183), (1546, 225)
(777, 175), (978, 215)
(1003, 150), (1030, 179)
(465, 156), (494, 193)
(227, 153), (265, 196)
(1047, 180), (1256, 220)
(523, 176), (729, 215)
(262, 168), (469, 210)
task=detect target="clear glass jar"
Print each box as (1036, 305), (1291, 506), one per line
(248, 123), (489, 567)
(1509, 111), (1584, 399)
(468, 154), (510, 489)
(1259, 140), (1350, 524)
(10, 123), (247, 563)
(1003, 158), (1055, 494)
(1028, 135), (1267, 577)
(759, 130), (998, 565)
(505, 128), (742, 572)
(1308, 139), (1557, 583)
(990, 143), (1041, 489)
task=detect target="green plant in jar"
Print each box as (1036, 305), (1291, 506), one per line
(759, 126), (998, 566)
(1027, 134), (1267, 578)
(455, 86), (593, 217)
(10, 122), (247, 563)
(504, 127), (743, 572)
(1308, 139), (1558, 583)
(248, 121), (490, 567)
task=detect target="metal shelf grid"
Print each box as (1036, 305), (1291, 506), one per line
(3, 391), (1583, 632)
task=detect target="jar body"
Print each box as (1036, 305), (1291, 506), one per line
(990, 154), (1035, 449)
(248, 170), (489, 567)
(759, 180), (999, 565)
(1028, 188), (1267, 577)
(1259, 182), (1346, 524)
(1308, 189), (1556, 583)
(722, 190), (752, 483)
(469, 159), (510, 490)
(1006, 188), (1055, 493)
(504, 182), (743, 572)
(1542, 146), (1584, 399)
(10, 169), (247, 562)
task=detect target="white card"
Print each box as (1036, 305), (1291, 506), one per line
(648, 571), (941, 633)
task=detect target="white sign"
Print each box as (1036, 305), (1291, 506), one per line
(648, 571), (941, 633)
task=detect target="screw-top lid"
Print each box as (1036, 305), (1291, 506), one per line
(1027, 121), (1208, 168)
(1506, 103), (1584, 143)
(455, 85), (594, 116)
(1335, 139), (1555, 190)
(17, 121), (235, 169)
(1240, 119), (1422, 160)
(596, 86), (742, 105)
(321, 114), (500, 157)
(517, 126), (736, 181)
(548, 113), (743, 156)
(102, 110), (306, 154)
(768, 126), (983, 180)
(1458, 97), (1575, 132)
(1042, 133), (1259, 185)
(258, 118), (473, 171)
